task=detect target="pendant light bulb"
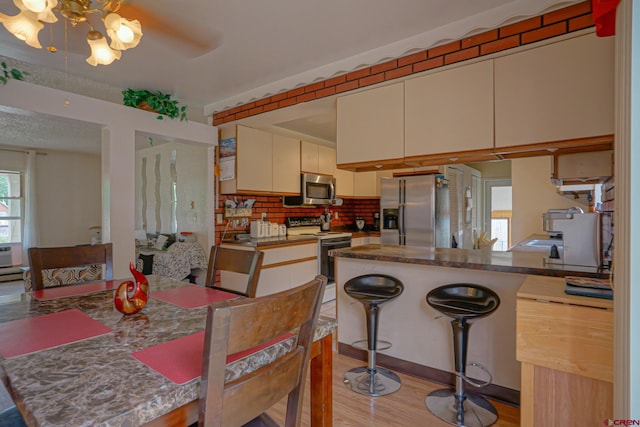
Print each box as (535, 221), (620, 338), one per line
(86, 30), (121, 66)
(20, 0), (47, 13)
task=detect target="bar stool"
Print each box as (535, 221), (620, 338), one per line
(425, 283), (501, 427)
(343, 274), (404, 396)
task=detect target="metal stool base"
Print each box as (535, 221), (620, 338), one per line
(343, 366), (401, 397)
(425, 388), (498, 427)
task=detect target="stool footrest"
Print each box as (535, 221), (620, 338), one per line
(351, 339), (392, 351)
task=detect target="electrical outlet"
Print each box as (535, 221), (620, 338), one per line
(334, 212), (339, 219)
(216, 213), (223, 224)
(261, 212), (267, 220)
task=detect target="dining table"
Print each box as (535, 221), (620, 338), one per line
(0, 275), (336, 427)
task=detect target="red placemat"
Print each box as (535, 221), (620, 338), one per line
(0, 309), (113, 359)
(131, 331), (293, 385)
(30, 280), (125, 301)
(151, 285), (239, 309)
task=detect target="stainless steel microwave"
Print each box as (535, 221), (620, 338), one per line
(283, 173), (336, 206)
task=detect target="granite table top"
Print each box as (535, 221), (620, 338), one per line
(0, 275), (336, 427)
(331, 244), (609, 279)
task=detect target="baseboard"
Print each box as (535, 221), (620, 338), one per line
(338, 342), (520, 408)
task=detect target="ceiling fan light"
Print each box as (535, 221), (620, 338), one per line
(86, 30), (121, 66)
(104, 13), (142, 50)
(0, 10), (44, 48)
(18, 0), (47, 13)
(13, 0), (57, 22)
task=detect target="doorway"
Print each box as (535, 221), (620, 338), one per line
(483, 179), (512, 251)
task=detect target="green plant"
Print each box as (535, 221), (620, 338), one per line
(1, 61), (28, 85)
(122, 88), (188, 121)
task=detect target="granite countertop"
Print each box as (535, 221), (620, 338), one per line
(221, 235), (318, 248)
(331, 244), (609, 279)
(0, 275), (337, 427)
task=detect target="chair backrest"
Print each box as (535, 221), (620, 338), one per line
(204, 246), (264, 298)
(198, 275), (327, 427)
(27, 243), (113, 291)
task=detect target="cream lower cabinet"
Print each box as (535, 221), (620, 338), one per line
(220, 241), (318, 297)
(336, 82), (404, 165)
(495, 32), (614, 148)
(404, 60), (494, 157)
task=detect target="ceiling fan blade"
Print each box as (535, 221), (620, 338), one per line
(117, 3), (220, 56)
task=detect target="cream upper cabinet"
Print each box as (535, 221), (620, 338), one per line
(272, 134), (300, 194)
(300, 140), (318, 173)
(236, 125), (273, 193)
(301, 142), (336, 175)
(336, 82), (404, 165)
(318, 145), (336, 175)
(334, 168), (354, 197)
(353, 171), (377, 197)
(405, 60), (494, 157)
(494, 33), (614, 148)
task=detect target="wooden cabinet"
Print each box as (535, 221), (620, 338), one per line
(405, 60), (494, 157)
(272, 134), (301, 193)
(221, 126), (300, 195)
(336, 82), (404, 165)
(335, 168), (354, 197)
(516, 276), (613, 426)
(301, 142), (336, 175)
(495, 33), (614, 148)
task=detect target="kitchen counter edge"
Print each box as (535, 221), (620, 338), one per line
(331, 244), (609, 279)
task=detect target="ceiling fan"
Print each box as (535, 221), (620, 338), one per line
(0, 0), (218, 65)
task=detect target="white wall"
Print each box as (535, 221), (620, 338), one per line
(511, 156), (588, 244)
(36, 151), (101, 247)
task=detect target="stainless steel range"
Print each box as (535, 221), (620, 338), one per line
(286, 217), (352, 302)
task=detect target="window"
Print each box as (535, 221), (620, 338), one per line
(0, 171), (22, 244)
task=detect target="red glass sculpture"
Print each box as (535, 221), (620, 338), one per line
(114, 262), (149, 315)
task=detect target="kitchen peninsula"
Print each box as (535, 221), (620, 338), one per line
(331, 244), (610, 405)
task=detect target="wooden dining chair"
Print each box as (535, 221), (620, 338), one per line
(204, 246), (264, 297)
(27, 243), (113, 291)
(198, 274), (327, 427)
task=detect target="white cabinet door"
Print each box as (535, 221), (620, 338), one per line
(336, 82), (404, 165)
(300, 140), (319, 173)
(318, 146), (336, 175)
(335, 168), (354, 197)
(405, 60), (494, 156)
(353, 171), (377, 197)
(272, 134), (300, 193)
(236, 125), (273, 192)
(494, 33), (614, 148)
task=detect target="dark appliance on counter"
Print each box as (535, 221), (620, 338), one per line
(283, 173), (336, 206)
(373, 212), (380, 231)
(381, 174), (451, 248)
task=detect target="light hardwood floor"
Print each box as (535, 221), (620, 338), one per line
(268, 351), (520, 426)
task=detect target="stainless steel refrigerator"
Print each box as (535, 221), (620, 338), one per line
(380, 175), (451, 247)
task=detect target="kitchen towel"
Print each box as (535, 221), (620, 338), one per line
(30, 280), (124, 301)
(150, 285), (239, 309)
(0, 308), (113, 358)
(131, 331), (293, 385)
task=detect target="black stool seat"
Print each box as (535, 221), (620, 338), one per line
(344, 274), (404, 304)
(343, 274), (404, 397)
(425, 283), (500, 427)
(426, 284), (499, 320)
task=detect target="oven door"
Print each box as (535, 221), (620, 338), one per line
(320, 237), (351, 283)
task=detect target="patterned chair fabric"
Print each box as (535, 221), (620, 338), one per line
(23, 265), (104, 293)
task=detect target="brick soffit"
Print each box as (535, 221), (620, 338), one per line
(207, 0), (588, 119)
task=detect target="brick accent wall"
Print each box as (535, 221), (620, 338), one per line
(215, 197), (380, 244)
(213, 1), (593, 125)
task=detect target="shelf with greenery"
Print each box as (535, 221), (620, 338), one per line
(1, 62), (28, 85)
(122, 89), (188, 121)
